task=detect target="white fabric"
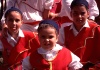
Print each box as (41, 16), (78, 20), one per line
(58, 0), (99, 20)
(38, 44), (63, 61)
(58, 20), (90, 45)
(1, 0), (54, 32)
(0, 29), (24, 51)
(69, 52), (83, 70)
(22, 44), (83, 70)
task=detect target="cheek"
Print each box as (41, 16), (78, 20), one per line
(17, 22), (22, 27)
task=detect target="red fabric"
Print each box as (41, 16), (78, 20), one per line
(0, 31), (40, 70)
(64, 21), (100, 63)
(30, 47), (72, 70)
(50, 0), (72, 27)
(24, 21), (40, 25)
(54, 16), (72, 27)
(50, 0), (61, 13)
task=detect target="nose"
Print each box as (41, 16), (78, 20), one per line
(46, 39), (49, 42)
(13, 21), (16, 25)
(78, 14), (82, 18)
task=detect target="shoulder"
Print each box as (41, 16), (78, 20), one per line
(88, 20), (100, 28)
(60, 47), (71, 55)
(23, 30), (37, 38)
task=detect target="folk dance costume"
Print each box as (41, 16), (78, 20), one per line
(59, 20), (100, 64)
(0, 29), (40, 70)
(23, 44), (82, 70)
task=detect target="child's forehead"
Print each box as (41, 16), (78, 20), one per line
(5, 7), (22, 18)
(7, 11), (22, 17)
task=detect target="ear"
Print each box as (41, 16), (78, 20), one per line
(21, 20), (23, 25)
(56, 35), (59, 42)
(87, 11), (90, 18)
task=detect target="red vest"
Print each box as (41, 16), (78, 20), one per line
(30, 47), (72, 70)
(0, 31), (40, 70)
(64, 21), (100, 63)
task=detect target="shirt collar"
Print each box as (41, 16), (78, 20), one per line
(38, 44), (62, 54)
(38, 44), (63, 61)
(7, 29), (24, 42)
(70, 20), (90, 30)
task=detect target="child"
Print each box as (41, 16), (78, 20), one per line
(0, 7), (40, 70)
(22, 19), (83, 70)
(58, 0), (100, 66)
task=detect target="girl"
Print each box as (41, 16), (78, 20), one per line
(0, 7), (40, 70)
(23, 19), (83, 70)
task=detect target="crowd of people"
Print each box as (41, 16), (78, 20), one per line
(0, 0), (100, 70)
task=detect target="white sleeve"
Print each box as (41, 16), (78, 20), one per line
(87, 0), (99, 20)
(68, 52), (83, 70)
(22, 56), (32, 70)
(58, 27), (65, 45)
(44, 0), (54, 10)
(61, 0), (73, 20)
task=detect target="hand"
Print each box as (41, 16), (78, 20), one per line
(49, 13), (58, 19)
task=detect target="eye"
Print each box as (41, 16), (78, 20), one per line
(41, 35), (46, 39)
(49, 36), (54, 39)
(81, 12), (85, 15)
(73, 12), (78, 16)
(15, 19), (20, 23)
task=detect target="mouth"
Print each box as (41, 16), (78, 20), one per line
(77, 19), (82, 23)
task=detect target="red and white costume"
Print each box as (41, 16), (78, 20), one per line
(0, 29), (40, 70)
(22, 44), (82, 70)
(58, 20), (100, 63)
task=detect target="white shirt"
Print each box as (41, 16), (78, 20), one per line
(1, 0), (54, 32)
(58, 0), (99, 20)
(1, 0), (54, 23)
(0, 29), (24, 51)
(22, 44), (83, 70)
(58, 20), (90, 45)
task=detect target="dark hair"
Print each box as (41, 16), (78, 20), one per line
(70, 0), (89, 10)
(38, 19), (59, 34)
(5, 7), (23, 18)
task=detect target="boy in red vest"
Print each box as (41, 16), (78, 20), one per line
(0, 7), (40, 70)
(58, 0), (100, 69)
(22, 19), (83, 70)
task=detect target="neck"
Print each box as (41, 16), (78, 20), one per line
(74, 24), (84, 32)
(8, 31), (19, 40)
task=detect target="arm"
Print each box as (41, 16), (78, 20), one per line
(58, 26), (65, 45)
(42, 9), (50, 19)
(43, 0), (54, 19)
(60, 0), (73, 20)
(68, 52), (83, 70)
(87, 0), (99, 20)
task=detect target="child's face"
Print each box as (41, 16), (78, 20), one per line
(38, 27), (58, 50)
(70, 5), (89, 26)
(5, 11), (23, 34)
